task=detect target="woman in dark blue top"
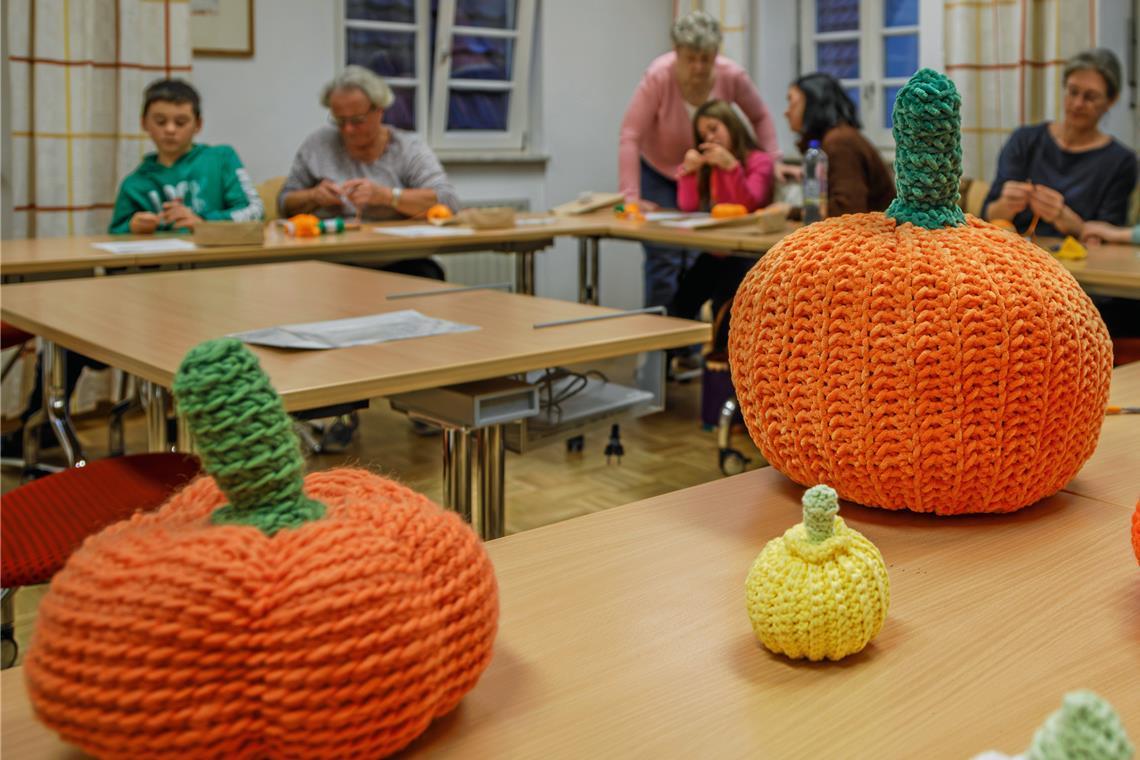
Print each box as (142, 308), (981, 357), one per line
(983, 48), (1137, 238)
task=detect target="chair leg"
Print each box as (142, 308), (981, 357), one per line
(1, 588), (18, 669)
(108, 375), (141, 457)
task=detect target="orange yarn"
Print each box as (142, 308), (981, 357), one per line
(1132, 499), (1139, 565)
(24, 468), (499, 759)
(426, 204), (453, 222)
(711, 203), (748, 218)
(729, 214), (1113, 514)
(286, 213), (321, 237)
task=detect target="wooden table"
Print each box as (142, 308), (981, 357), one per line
(1, 260), (709, 536)
(1036, 238), (1140, 298)
(1065, 361), (1140, 509)
(0, 216), (614, 294)
(3, 366), (1136, 759)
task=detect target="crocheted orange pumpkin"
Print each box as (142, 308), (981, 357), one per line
(24, 339), (498, 759)
(1132, 499), (1139, 565)
(729, 69), (1112, 515)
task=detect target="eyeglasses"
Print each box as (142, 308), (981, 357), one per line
(328, 108), (378, 128)
(1064, 86), (1107, 106)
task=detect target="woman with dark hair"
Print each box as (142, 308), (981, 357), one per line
(983, 48), (1136, 238)
(785, 72), (895, 217)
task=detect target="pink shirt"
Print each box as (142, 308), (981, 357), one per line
(618, 52), (780, 203)
(675, 151), (774, 212)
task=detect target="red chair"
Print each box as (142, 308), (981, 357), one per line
(0, 452), (201, 667)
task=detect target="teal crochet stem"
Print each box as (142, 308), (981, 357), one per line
(173, 338), (325, 535)
(1027, 690), (1134, 760)
(885, 68), (967, 230)
(802, 485), (839, 543)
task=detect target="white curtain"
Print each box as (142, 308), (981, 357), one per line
(5, 0), (193, 239)
(944, 0), (1096, 181)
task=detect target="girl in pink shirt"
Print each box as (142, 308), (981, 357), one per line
(670, 101), (773, 364)
(675, 100), (773, 212)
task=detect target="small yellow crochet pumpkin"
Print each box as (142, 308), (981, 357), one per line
(745, 485), (889, 661)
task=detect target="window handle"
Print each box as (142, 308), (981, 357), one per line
(438, 48), (451, 64)
(863, 82), (877, 100)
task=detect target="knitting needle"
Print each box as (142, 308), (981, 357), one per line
(1024, 178), (1040, 240)
(1105, 406), (1140, 415)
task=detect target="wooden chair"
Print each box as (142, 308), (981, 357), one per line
(257, 176), (286, 222)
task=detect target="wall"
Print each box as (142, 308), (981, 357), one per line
(191, 0), (671, 309)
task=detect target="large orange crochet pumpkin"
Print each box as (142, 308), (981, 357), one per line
(24, 339), (498, 758)
(729, 69), (1112, 515)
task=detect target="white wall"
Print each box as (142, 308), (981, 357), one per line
(1098, 0), (1137, 150)
(191, 0), (672, 309)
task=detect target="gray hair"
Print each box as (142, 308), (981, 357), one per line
(1063, 48), (1122, 101)
(671, 10), (721, 52)
(320, 64), (394, 109)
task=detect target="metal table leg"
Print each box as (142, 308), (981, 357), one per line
(440, 423), (505, 540)
(588, 236), (601, 305)
(42, 341), (86, 467)
(140, 381), (170, 453)
(578, 238), (589, 303)
(515, 251), (537, 295)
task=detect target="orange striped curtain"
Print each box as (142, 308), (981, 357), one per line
(945, 0), (1096, 181)
(5, 0), (192, 238)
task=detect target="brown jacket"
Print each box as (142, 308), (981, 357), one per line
(819, 124), (895, 217)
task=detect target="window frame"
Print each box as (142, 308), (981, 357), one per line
(799, 0), (943, 148)
(338, 0), (536, 152)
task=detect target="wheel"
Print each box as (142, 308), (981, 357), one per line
(719, 448), (750, 476)
(1, 635), (18, 669)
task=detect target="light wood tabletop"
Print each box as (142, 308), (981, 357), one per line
(0, 260), (709, 412)
(2, 370), (1136, 758)
(0, 216), (614, 278)
(1065, 361), (1140, 509)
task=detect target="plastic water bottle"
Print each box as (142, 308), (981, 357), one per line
(802, 140), (828, 223)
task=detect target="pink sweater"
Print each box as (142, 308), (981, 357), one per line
(676, 151), (774, 212)
(619, 52), (780, 203)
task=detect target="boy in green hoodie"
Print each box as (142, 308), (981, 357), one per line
(109, 79), (263, 234)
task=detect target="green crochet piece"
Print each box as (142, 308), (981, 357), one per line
(885, 68), (967, 230)
(802, 484), (840, 543)
(1027, 690), (1134, 760)
(173, 338), (325, 535)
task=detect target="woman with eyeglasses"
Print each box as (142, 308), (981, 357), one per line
(279, 65), (459, 280)
(982, 48), (1137, 238)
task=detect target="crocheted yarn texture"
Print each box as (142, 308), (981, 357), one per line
(1132, 499), (1139, 564)
(729, 69), (1112, 514)
(972, 689), (1134, 760)
(25, 339), (499, 759)
(745, 485), (889, 661)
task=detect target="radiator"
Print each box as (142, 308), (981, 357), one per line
(439, 198), (530, 288)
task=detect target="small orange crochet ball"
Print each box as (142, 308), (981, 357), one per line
(729, 69), (1112, 515)
(24, 339), (498, 759)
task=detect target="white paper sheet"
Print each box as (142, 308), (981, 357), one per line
(92, 239), (198, 255)
(230, 309), (479, 350)
(656, 214), (717, 229)
(515, 216), (558, 226)
(642, 212), (689, 222)
(372, 225), (476, 238)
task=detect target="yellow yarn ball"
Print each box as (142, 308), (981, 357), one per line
(745, 485), (890, 661)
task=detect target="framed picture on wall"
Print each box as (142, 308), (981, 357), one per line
(191, 0), (254, 58)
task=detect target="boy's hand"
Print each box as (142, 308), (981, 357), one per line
(129, 212), (160, 234)
(680, 149), (705, 176)
(162, 201), (202, 230)
(310, 179), (346, 208)
(699, 142), (738, 171)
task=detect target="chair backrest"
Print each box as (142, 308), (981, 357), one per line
(1, 453), (201, 588)
(257, 176), (287, 222)
(958, 177), (992, 218)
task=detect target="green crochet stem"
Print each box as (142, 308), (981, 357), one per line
(884, 68), (967, 230)
(173, 338), (325, 536)
(1027, 690), (1134, 760)
(802, 485), (839, 543)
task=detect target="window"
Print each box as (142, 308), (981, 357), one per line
(342, 0), (536, 151)
(800, 0), (942, 147)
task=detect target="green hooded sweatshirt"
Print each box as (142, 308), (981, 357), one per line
(108, 143), (264, 233)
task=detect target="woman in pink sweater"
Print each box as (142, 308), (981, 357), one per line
(618, 10), (779, 310)
(670, 101), (773, 347)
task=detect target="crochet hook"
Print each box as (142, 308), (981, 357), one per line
(1105, 406), (1140, 414)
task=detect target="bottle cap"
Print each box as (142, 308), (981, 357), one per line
(808, 139), (821, 149)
